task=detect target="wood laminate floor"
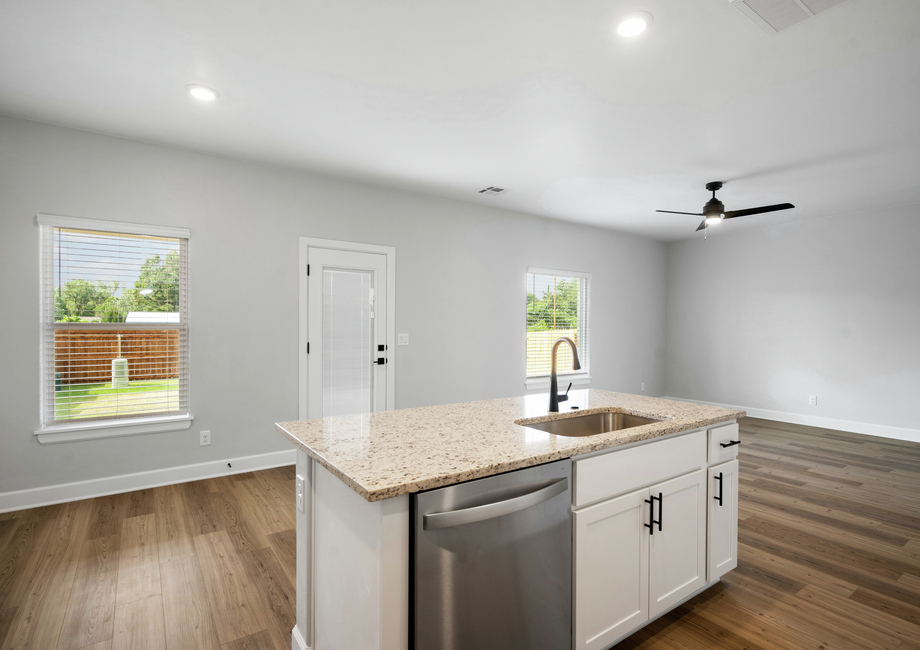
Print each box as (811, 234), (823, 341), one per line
(1, 418), (919, 649)
(617, 417), (920, 650)
(0, 465), (297, 650)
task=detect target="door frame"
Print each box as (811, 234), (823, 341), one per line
(299, 237), (396, 419)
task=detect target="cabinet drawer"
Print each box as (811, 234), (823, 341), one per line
(574, 431), (706, 508)
(708, 423), (740, 464)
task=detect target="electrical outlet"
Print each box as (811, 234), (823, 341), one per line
(200, 430), (211, 446)
(398, 333), (409, 346)
(296, 475), (305, 513)
(641, 382), (646, 392)
(808, 395), (817, 406)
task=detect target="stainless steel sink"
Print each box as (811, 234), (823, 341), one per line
(518, 412), (663, 437)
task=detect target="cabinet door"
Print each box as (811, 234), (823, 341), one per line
(574, 488), (650, 650)
(708, 460), (739, 582)
(648, 469), (707, 618)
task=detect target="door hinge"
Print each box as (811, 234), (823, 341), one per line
(307, 342), (310, 354)
(307, 264), (310, 276)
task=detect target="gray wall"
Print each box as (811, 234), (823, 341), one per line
(664, 207), (920, 431)
(0, 115), (667, 493)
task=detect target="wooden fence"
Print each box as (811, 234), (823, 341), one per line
(526, 329), (578, 376)
(54, 330), (179, 384)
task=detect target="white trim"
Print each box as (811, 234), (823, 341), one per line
(0, 448), (295, 513)
(291, 625), (309, 650)
(36, 213), (191, 239)
(299, 238), (309, 421)
(32, 413), (195, 445)
(299, 237), (396, 420)
(35, 414), (194, 444)
(663, 397), (920, 444)
(525, 372), (592, 391)
(527, 266), (592, 279)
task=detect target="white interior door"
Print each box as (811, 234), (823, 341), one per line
(307, 248), (388, 418)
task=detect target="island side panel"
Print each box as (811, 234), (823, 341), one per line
(294, 450), (313, 650)
(305, 457), (409, 650)
(380, 495), (410, 649)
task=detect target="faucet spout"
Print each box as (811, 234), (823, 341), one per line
(549, 337), (581, 412)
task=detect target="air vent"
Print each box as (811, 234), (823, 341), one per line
(478, 186), (507, 195)
(731, 0), (849, 33)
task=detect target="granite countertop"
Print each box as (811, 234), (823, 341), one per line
(275, 390), (744, 502)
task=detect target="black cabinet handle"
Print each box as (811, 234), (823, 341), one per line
(714, 472), (723, 506)
(644, 496), (655, 535)
(720, 439), (741, 448)
(655, 493), (662, 531)
(645, 493), (662, 534)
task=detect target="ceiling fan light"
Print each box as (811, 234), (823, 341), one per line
(616, 11), (653, 37)
(705, 215), (724, 225)
(186, 84), (220, 101)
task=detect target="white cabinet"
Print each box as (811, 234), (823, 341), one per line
(573, 467), (707, 650)
(573, 489), (649, 650)
(708, 423), (741, 465)
(648, 469), (707, 618)
(573, 425), (738, 650)
(708, 459), (739, 582)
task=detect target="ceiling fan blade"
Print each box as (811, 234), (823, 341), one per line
(724, 203), (795, 219)
(656, 210), (704, 216)
(696, 219), (707, 232)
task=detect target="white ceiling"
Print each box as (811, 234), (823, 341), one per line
(1, 0), (918, 240)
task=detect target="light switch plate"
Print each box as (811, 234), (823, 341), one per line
(398, 333), (409, 345)
(295, 474), (305, 513)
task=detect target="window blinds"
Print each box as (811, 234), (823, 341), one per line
(526, 269), (589, 378)
(39, 216), (190, 426)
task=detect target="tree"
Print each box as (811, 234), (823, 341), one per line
(54, 279), (121, 322)
(122, 251), (180, 313)
(527, 279), (579, 331)
(53, 251), (180, 322)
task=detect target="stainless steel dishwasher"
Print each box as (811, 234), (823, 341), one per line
(412, 459), (572, 650)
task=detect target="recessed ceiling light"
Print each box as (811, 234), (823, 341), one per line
(186, 84), (220, 101)
(616, 11), (653, 37)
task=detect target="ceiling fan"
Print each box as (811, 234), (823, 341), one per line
(657, 181), (794, 232)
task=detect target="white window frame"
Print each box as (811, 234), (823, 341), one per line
(524, 266), (591, 390)
(34, 214), (193, 444)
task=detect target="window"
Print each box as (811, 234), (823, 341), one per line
(37, 215), (192, 443)
(526, 267), (590, 387)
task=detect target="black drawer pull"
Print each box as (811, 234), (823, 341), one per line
(720, 439), (741, 449)
(655, 493), (662, 531)
(714, 472), (723, 506)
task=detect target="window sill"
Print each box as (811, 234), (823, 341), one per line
(524, 373), (592, 391)
(34, 414), (194, 445)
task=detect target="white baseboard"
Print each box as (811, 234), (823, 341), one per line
(291, 625), (309, 650)
(0, 448), (296, 514)
(664, 397), (920, 444)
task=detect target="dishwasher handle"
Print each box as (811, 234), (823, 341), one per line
(423, 477), (568, 530)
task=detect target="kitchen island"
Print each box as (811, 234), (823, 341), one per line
(275, 390), (744, 650)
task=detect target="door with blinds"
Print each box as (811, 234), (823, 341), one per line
(307, 248), (389, 418)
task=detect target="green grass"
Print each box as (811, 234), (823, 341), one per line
(55, 379), (179, 420)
